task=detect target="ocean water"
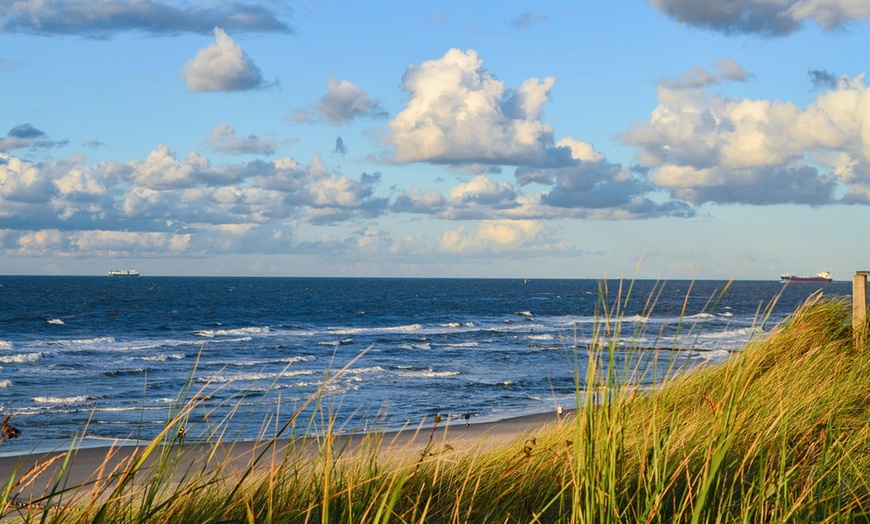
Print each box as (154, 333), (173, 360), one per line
(0, 276), (851, 456)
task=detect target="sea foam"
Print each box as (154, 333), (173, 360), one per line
(0, 352), (42, 364)
(33, 395), (91, 404)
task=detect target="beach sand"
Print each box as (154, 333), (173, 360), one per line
(0, 410), (573, 511)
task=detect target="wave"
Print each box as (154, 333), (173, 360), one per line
(69, 336), (116, 345)
(224, 355), (315, 367)
(95, 406), (165, 413)
(343, 366), (386, 375)
(0, 341), (11, 350)
(104, 367), (151, 377)
(328, 323), (423, 336)
(46, 318), (65, 325)
(124, 339), (199, 351)
(438, 322), (475, 329)
(397, 369), (460, 379)
(199, 369), (316, 384)
(516, 311), (534, 317)
(194, 326), (270, 338)
(397, 343), (431, 350)
(0, 379), (11, 388)
(139, 353), (185, 362)
(695, 326), (760, 340)
(317, 338), (353, 347)
(33, 395), (92, 404)
(701, 349), (731, 360)
(0, 352), (43, 364)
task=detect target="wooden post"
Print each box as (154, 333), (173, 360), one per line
(854, 271), (870, 347)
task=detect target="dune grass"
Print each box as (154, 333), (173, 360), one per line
(3, 288), (870, 523)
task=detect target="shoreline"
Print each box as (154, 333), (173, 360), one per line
(0, 409), (574, 507)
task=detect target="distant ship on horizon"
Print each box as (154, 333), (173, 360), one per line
(780, 271), (832, 283)
(108, 269), (140, 277)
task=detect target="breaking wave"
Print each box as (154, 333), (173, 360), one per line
(397, 369), (460, 379)
(0, 352), (42, 364)
(194, 327), (270, 338)
(33, 395), (92, 404)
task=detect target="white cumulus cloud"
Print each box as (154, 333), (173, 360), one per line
(621, 65), (870, 204)
(390, 48), (556, 165)
(184, 28), (265, 92)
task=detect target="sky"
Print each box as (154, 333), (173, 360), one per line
(2, 0), (870, 280)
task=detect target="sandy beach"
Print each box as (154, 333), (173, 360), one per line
(0, 410), (573, 511)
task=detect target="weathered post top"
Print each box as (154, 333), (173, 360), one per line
(854, 272), (870, 347)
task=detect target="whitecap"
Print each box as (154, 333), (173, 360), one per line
(140, 353), (184, 362)
(397, 369), (460, 379)
(0, 341), (13, 350)
(226, 355), (315, 367)
(329, 323), (422, 335)
(195, 326), (270, 338)
(516, 311), (534, 317)
(0, 379), (12, 388)
(68, 336), (115, 346)
(699, 349), (731, 361)
(397, 343), (431, 350)
(344, 366), (386, 375)
(199, 369), (315, 384)
(46, 318), (65, 325)
(318, 338), (353, 347)
(0, 352), (42, 364)
(33, 395), (91, 404)
(528, 334), (554, 341)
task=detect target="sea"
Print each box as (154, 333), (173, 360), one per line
(0, 276), (852, 457)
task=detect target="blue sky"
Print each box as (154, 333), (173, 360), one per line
(2, 0), (869, 279)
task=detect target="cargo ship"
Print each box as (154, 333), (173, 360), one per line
(780, 271), (832, 283)
(108, 269), (140, 277)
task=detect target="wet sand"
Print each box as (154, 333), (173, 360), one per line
(0, 410), (573, 510)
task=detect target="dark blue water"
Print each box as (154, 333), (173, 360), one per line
(0, 276), (850, 456)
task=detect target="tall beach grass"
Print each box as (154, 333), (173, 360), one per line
(2, 283), (870, 523)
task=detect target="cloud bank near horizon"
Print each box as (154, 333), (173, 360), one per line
(3, 49), (870, 260)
